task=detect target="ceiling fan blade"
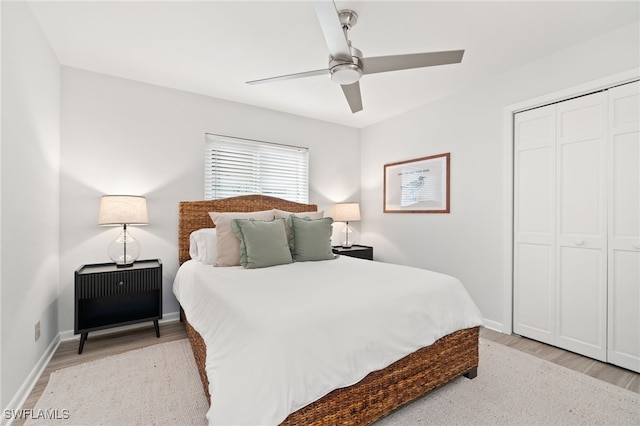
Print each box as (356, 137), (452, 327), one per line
(247, 69), (329, 85)
(313, 1), (352, 62)
(341, 82), (363, 113)
(362, 50), (465, 75)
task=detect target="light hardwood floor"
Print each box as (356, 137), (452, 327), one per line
(15, 323), (639, 426)
(481, 328), (639, 392)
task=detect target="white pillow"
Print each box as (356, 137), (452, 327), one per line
(208, 210), (275, 266)
(189, 228), (217, 265)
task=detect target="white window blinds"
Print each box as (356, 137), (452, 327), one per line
(204, 134), (309, 203)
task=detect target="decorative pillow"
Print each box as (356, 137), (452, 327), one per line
(289, 216), (336, 262)
(273, 209), (324, 220)
(230, 218), (292, 269)
(208, 210), (275, 266)
(189, 228), (217, 265)
(274, 209), (324, 240)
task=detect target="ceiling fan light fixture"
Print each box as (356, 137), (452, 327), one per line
(249, 2), (465, 114)
(330, 63), (363, 85)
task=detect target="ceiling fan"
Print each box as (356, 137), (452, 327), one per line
(246, 0), (465, 114)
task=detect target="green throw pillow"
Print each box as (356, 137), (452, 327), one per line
(230, 218), (292, 269)
(288, 216), (336, 262)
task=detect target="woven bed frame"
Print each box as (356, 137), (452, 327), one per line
(178, 195), (479, 425)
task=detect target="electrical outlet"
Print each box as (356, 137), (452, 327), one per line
(35, 321), (41, 341)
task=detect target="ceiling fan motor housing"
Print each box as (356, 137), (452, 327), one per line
(330, 44), (363, 85)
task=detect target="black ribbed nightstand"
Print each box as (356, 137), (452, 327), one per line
(332, 245), (374, 261)
(74, 259), (162, 354)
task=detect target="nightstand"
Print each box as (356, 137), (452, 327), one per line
(74, 259), (163, 354)
(332, 245), (374, 261)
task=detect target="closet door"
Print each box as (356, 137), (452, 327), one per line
(607, 81), (640, 372)
(513, 104), (557, 345)
(555, 92), (607, 361)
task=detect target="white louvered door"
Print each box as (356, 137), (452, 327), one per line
(607, 81), (640, 372)
(513, 81), (640, 372)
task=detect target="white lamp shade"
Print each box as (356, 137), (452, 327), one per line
(98, 195), (149, 225)
(333, 203), (361, 222)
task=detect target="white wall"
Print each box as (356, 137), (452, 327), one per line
(58, 67), (360, 333)
(1, 1), (61, 411)
(360, 22), (640, 330)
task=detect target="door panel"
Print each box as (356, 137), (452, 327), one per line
(609, 250), (640, 369)
(612, 133), (639, 238)
(555, 92), (607, 361)
(513, 104), (556, 344)
(558, 139), (604, 237)
(514, 243), (555, 342)
(557, 246), (606, 360)
(607, 81), (640, 372)
(517, 147), (554, 234)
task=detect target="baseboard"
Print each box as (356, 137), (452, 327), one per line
(1, 335), (61, 426)
(483, 318), (504, 333)
(59, 311), (180, 341)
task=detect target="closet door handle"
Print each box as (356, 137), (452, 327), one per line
(574, 239), (584, 246)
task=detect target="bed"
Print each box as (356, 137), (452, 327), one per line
(174, 195), (482, 425)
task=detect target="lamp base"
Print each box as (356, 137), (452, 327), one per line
(341, 221), (354, 248)
(108, 226), (140, 267)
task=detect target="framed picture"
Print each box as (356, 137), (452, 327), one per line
(384, 153), (450, 213)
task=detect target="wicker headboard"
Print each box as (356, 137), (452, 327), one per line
(178, 195), (318, 264)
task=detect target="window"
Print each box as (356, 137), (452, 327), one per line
(204, 134), (309, 203)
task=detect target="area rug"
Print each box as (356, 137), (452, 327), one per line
(25, 339), (209, 425)
(26, 338), (639, 425)
(377, 340), (639, 425)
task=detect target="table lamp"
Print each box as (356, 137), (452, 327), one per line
(333, 203), (361, 248)
(98, 195), (148, 267)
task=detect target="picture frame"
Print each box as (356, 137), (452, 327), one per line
(384, 153), (450, 213)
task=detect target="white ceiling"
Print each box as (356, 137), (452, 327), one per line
(28, 1), (639, 128)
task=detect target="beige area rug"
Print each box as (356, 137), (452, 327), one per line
(377, 340), (639, 426)
(26, 338), (639, 426)
(25, 339), (209, 426)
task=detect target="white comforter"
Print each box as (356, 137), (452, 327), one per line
(173, 256), (482, 426)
